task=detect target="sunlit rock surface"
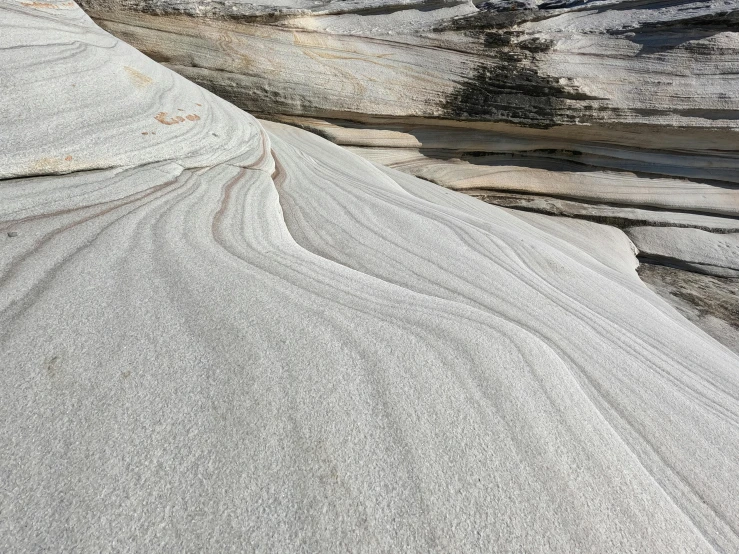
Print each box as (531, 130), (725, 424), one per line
(625, 226), (739, 277)
(80, 0), (739, 130)
(0, 1), (270, 178)
(2, 2), (739, 552)
(76, 0), (739, 320)
(78, 0), (739, 201)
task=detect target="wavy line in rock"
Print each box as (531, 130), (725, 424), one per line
(2, 147), (725, 552)
(264, 119), (739, 552)
(0, 1), (271, 178)
(2, 3), (739, 552)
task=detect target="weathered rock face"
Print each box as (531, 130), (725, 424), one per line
(77, 0), (739, 270)
(637, 263), (739, 356)
(80, 0), (739, 131)
(3, 2), (739, 552)
(625, 226), (739, 278)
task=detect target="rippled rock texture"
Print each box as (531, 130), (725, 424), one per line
(77, 0), (739, 282)
(2, 1), (739, 552)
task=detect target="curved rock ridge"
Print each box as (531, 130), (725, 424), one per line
(0, 0), (272, 179)
(76, 0), (739, 239)
(280, 115), (739, 280)
(3, 3), (739, 553)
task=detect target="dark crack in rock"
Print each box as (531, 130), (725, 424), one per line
(477, 0), (538, 12)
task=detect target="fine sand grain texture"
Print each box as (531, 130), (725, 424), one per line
(2, 2), (739, 553)
(0, 1), (270, 179)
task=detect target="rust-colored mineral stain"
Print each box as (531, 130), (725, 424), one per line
(155, 112), (177, 125)
(155, 111), (200, 125)
(30, 157), (74, 173)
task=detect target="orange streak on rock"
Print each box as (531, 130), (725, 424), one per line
(155, 112), (177, 125)
(21, 1), (75, 8)
(155, 111), (200, 125)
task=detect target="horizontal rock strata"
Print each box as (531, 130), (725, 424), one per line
(78, 0), (739, 162)
(81, 0), (739, 130)
(625, 226), (739, 277)
(76, 0), (739, 281)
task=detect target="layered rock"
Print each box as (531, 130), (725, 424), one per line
(3, 2), (739, 552)
(80, 0), (739, 131)
(625, 226), (739, 277)
(78, 1), (739, 163)
(0, 0), (270, 178)
(76, 0), (739, 287)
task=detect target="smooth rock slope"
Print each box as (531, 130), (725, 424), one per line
(2, 2), (739, 552)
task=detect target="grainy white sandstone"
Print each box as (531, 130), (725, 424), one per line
(2, 2), (739, 553)
(0, 0), (271, 178)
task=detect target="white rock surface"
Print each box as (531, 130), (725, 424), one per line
(76, 0), (739, 259)
(626, 226), (739, 277)
(2, 3), (739, 553)
(372, 160), (642, 276)
(0, 0), (271, 178)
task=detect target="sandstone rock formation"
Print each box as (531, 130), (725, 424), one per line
(78, 0), (739, 199)
(80, 0), (739, 130)
(0, 0), (270, 178)
(2, 1), (739, 552)
(78, 0), (739, 312)
(625, 226), (739, 277)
